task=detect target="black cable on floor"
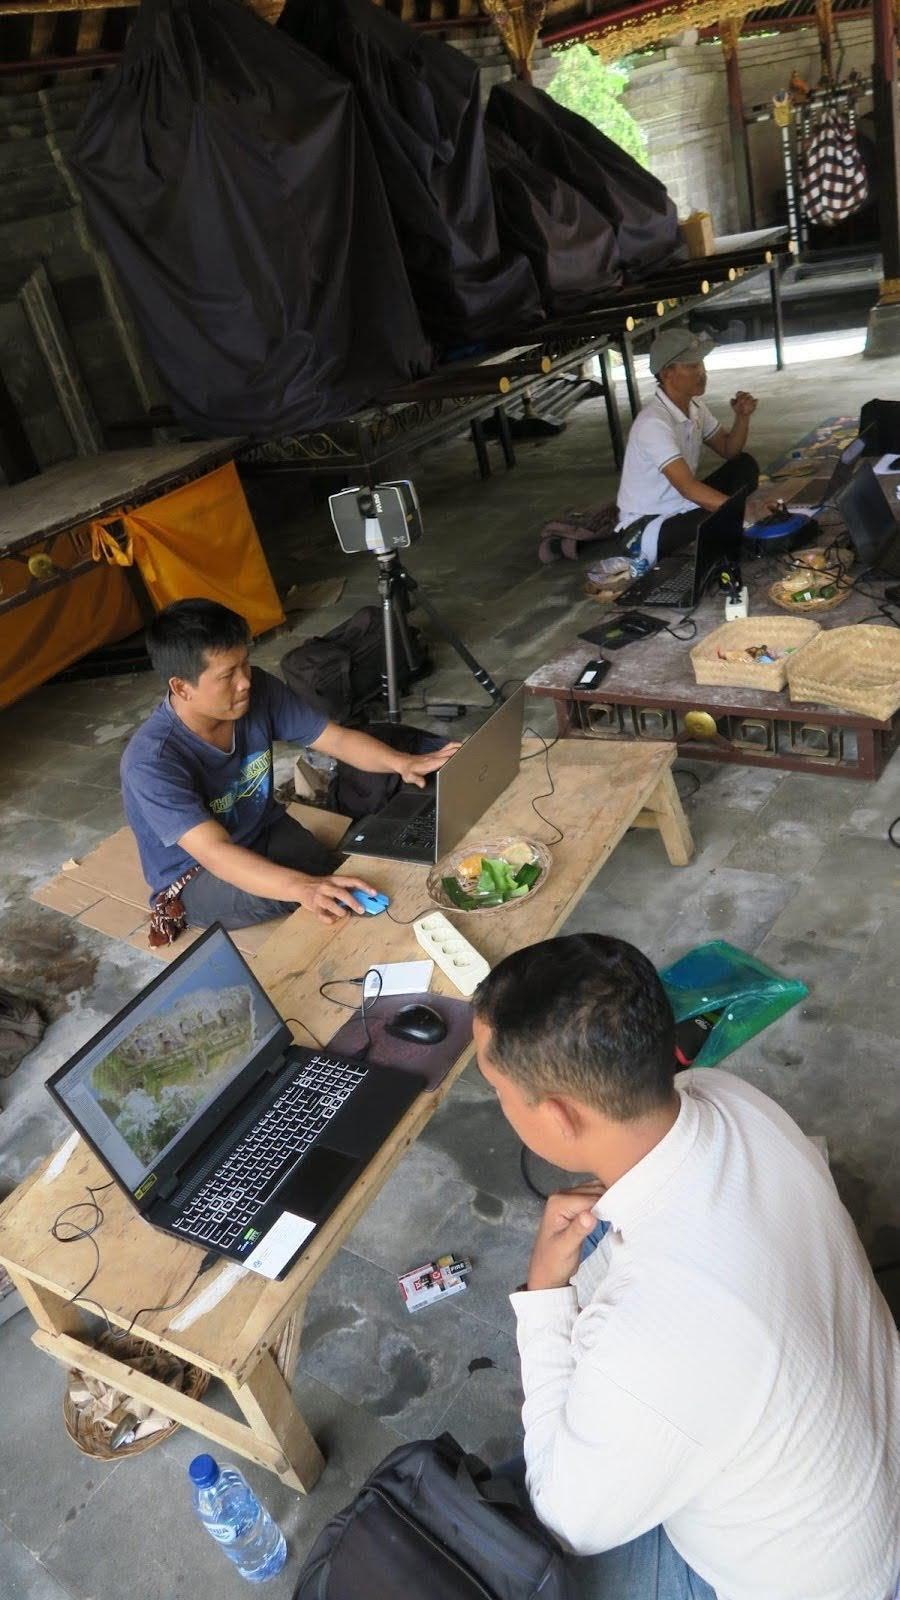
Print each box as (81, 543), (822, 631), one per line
(519, 1144), (551, 1201)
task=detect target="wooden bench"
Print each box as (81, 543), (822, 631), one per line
(1, 739), (692, 1490)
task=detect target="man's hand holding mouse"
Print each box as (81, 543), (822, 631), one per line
(526, 1182), (606, 1292)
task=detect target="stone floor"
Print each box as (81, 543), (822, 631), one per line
(2, 339), (900, 1600)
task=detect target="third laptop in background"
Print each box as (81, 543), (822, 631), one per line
(834, 462), (900, 578)
(620, 491), (747, 612)
(786, 423), (876, 514)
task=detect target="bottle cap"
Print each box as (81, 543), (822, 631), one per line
(189, 1454), (219, 1487)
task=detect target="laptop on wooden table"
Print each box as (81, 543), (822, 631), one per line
(339, 686), (526, 864)
(48, 925), (424, 1280)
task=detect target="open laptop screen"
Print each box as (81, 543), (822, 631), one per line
(49, 927), (283, 1192)
(835, 462), (897, 570)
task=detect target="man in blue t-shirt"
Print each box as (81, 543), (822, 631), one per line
(121, 599), (458, 941)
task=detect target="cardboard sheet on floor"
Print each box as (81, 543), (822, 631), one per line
(31, 802), (350, 965)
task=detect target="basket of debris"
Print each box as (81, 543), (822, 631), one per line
(690, 617), (821, 692)
(786, 625), (900, 719)
(64, 1332), (209, 1459)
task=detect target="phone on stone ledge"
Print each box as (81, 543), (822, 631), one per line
(572, 659), (611, 692)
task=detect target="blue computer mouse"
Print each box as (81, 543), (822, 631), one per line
(350, 889), (390, 915)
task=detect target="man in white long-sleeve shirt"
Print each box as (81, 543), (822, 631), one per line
(472, 933), (900, 1600)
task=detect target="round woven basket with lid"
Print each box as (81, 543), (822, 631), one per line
(786, 625), (900, 719)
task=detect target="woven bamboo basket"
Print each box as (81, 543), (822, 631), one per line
(427, 837), (552, 918)
(768, 578), (851, 615)
(786, 626), (900, 719)
(691, 616), (821, 692)
(63, 1333), (210, 1460)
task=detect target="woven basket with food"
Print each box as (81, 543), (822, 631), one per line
(427, 838), (552, 916)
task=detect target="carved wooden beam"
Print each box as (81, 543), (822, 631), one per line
(480, 0), (547, 81)
(814, 0), (834, 77)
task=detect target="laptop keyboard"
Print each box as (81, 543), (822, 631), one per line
(636, 571), (691, 608)
(171, 1054), (368, 1249)
(394, 803), (436, 854)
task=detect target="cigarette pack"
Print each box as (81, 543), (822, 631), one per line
(398, 1255), (470, 1313)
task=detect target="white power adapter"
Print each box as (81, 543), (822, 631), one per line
(725, 586), (750, 621)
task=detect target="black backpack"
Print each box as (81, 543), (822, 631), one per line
(294, 1434), (572, 1600)
(281, 606), (429, 725)
(859, 399), (900, 456)
(326, 720), (447, 820)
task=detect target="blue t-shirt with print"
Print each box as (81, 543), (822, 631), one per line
(120, 667), (327, 898)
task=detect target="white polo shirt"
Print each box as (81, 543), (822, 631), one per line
(511, 1069), (900, 1600)
(617, 387), (721, 529)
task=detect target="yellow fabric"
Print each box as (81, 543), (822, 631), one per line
(1, 460), (281, 708)
(90, 519), (133, 567)
(116, 462), (284, 636)
(0, 563), (143, 709)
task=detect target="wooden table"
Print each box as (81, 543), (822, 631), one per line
(0, 740), (692, 1492)
(529, 556), (900, 781)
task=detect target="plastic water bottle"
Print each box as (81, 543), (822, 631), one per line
(189, 1454), (287, 1582)
(623, 526), (650, 579)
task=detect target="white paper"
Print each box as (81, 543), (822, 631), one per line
(244, 1211), (316, 1278)
(363, 959), (433, 999)
(873, 452), (900, 477)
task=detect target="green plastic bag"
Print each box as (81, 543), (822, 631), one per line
(659, 940), (808, 1069)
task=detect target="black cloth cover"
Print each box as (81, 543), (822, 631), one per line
(485, 124), (622, 316)
(71, 0), (431, 438)
(279, 0), (542, 347)
(486, 81), (686, 283)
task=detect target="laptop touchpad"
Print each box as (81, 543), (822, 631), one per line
(279, 1147), (359, 1218)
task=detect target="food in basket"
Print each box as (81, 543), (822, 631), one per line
(442, 843), (542, 911)
(716, 642), (796, 666)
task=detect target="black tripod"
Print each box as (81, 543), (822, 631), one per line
(375, 550), (502, 724)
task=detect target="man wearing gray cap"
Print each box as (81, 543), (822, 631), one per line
(616, 329), (759, 567)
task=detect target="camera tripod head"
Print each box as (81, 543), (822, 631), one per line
(328, 480), (423, 556)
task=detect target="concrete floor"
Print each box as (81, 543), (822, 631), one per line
(2, 339), (900, 1600)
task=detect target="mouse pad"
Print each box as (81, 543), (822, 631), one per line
(326, 996), (473, 1090)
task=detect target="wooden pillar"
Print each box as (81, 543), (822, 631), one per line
(720, 15), (755, 232)
(865, 0), (900, 351)
(480, 0), (546, 82)
(815, 0), (835, 81)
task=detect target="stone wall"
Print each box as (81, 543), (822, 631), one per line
(449, 30), (556, 99)
(621, 19), (874, 233)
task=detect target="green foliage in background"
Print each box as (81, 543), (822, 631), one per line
(546, 45), (648, 168)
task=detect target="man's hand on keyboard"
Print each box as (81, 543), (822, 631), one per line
(396, 744), (461, 789)
(294, 874), (377, 924)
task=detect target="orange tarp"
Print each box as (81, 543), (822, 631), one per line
(115, 462), (284, 636)
(1, 462), (283, 708)
(0, 563), (142, 710)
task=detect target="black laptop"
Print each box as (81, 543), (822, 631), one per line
(786, 422), (877, 512)
(621, 491), (747, 611)
(834, 461), (900, 578)
(340, 686), (525, 865)
(48, 925), (425, 1280)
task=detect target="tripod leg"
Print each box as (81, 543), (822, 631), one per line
(408, 581), (503, 706)
(392, 591), (423, 677)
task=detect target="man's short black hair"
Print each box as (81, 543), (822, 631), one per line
(146, 599), (250, 686)
(473, 934), (676, 1121)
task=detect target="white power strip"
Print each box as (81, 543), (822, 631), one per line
(413, 912), (490, 998)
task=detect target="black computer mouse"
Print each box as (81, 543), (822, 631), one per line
(385, 1003), (448, 1046)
